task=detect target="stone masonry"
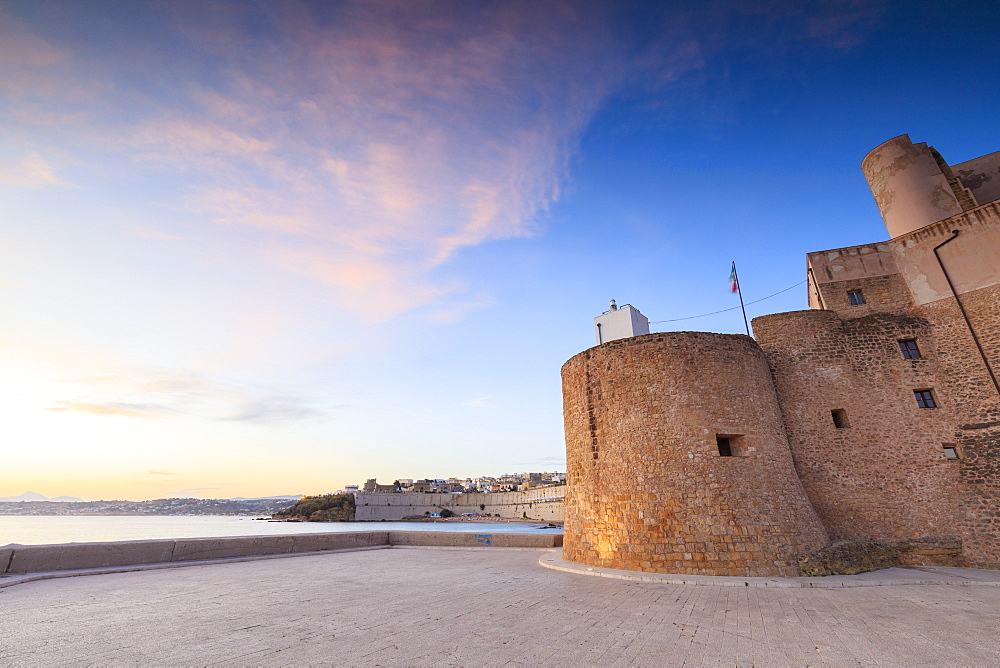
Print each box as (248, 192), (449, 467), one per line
(562, 332), (828, 577)
(563, 136), (1000, 576)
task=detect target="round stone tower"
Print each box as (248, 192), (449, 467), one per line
(861, 134), (966, 238)
(562, 331), (828, 577)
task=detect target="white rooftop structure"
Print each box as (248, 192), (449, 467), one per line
(594, 299), (650, 344)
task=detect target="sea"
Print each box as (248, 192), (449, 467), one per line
(0, 515), (562, 546)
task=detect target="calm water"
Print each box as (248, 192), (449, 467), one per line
(0, 515), (561, 546)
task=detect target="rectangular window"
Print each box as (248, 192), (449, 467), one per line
(716, 434), (746, 457)
(943, 445), (959, 460)
(831, 409), (849, 429)
(847, 290), (866, 306)
(914, 389), (937, 408)
(899, 339), (921, 359)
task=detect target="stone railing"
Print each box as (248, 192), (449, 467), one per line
(1, 531), (563, 577)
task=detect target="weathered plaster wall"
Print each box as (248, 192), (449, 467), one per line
(354, 488), (565, 522)
(806, 244), (910, 314)
(887, 201), (1000, 307)
(807, 243), (899, 286)
(955, 150), (1000, 207)
(562, 332), (827, 577)
(862, 134), (964, 238)
(806, 203), (1000, 312)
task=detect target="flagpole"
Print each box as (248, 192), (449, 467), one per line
(732, 261), (750, 337)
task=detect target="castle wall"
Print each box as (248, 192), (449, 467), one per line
(807, 253), (912, 315)
(912, 284), (1000, 566)
(955, 151), (1000, 207)
(753, 309), (964, 545)
(354, 488), (565, 522)
(562, 332), (827, 577)
(560, 135), (999, 575)
(889, 201), (1000, 306)
(768, 199), (1000, 567)
(807, 243), (899, 287)
(807, 200), (1000, 313)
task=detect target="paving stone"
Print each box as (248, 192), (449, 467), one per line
(2, 548), (1000, 665)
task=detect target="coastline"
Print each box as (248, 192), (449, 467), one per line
(391, 517), (562, 526)
(0, 515), (562, 547)
(268, 515), (562, 526)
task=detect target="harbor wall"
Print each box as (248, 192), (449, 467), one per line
(353, 488), (565, 522)
(2, 531), (563, 576)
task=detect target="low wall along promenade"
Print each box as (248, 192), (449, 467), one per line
(0, 531), (563, 579)
(354, 487), (565, 522)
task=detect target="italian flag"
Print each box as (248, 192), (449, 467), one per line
(730, 264), (738, 293)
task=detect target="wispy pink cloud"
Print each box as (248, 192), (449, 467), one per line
(463, 397), (499, 409)
(130, 119), (273, 162)
(3, 2), (864, 324)
(272, 247), (453, 322)
(426, 296), (496, 324)
(0, 8), (110, 110)
(50, 368), (325, 424)
(0, 22), (67, 68)
(128, 224), (194, 242)
(805, 2), (884, 50)
(0, 151), (71, 188)
(0, 2), (624, 321)
(46, 400), (170, 420)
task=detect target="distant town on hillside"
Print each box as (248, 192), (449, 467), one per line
(350, 471), (566, 495)
(0, 472), (566, 516)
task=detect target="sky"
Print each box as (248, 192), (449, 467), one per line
(2, 0), (999, 501)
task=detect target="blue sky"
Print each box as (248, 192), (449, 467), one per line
(2, 0), (998, 500)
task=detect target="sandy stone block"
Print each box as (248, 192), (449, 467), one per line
(290, 532), (390, 553)
(7, 540), (176, 574)
(1, 544), (16, 573)
(172, 535), (295, 562)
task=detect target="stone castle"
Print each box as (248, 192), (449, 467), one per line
(562, 135), (1000, 577)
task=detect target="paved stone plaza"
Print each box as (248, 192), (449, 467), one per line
(3, 547), (1000, 665)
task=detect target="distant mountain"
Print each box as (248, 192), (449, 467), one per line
(0, 492), (49, 502)
(0, 496), (299, 516)
(0, 492), (84, 502)
(0, 492), (298, 504)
